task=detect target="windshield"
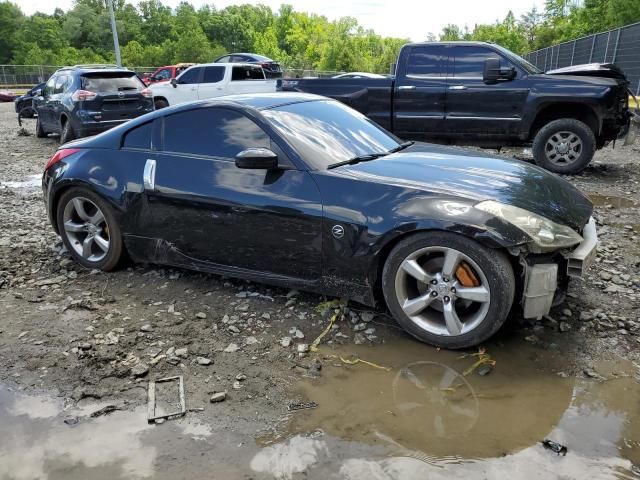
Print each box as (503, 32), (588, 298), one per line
(81, 73), (145, 92)
(261, 100), (401, 169)
(493, 45), (542, 75)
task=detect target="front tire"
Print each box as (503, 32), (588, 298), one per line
(56, 187), (124, 271)
(382, 232), (515, 349)
(532, 118), (595, 174)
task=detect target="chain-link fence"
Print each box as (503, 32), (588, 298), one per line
(524, 21), (640, 95)
(0, 64), (344, 90)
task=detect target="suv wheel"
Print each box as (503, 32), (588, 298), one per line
(532, 118), (596, 174)
(36, 116), (47, 138)
(60, 119), (76, 144)
(56, 187), (124, 271)
(382, 232), (515, 349)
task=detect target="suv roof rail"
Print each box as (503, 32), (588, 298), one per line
(55, 64), (125, 72)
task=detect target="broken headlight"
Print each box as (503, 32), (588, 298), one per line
(475, 200), (583, 251)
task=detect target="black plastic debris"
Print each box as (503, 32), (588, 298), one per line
(90, 405), (120, 418)
(287, 401), (318, 411)
(542, 439), (568, 456)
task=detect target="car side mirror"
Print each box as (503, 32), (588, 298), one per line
(235, 148), (278, 170)
(170, 78), (177, 88)
(483, 59), (516, 83)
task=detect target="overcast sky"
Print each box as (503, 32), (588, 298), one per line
(17, 0), (545, 41)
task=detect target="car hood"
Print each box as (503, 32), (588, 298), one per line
(546, 63), (628, 82)
(337, 144), (593, 231)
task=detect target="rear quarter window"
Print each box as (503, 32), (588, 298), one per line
(81, 73), (144, 92)
(123, 121), (153, 150)
(231, 66), (265, 81)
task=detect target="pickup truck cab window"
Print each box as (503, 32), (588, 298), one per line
(406, 45), (447, 77)
(178, 67), (202, 84)
(203, 66), (224, 83)
(453, 46), (502, 78)
(155, 68), (171, 80)
(162, 107), (271, 159)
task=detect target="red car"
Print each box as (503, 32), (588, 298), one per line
(0, 90), (16, 102)
(142, 63), (195, 85)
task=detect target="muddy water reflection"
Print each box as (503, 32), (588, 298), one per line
(261, 340), (640, 479)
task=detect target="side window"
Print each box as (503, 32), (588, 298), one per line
(53, 75), (68, 94)
(155, 68), (171, 80)
(453, 46), (498, 78)
(123, 121), (153, 150)
(231, 66), (264, 81)
(203, 66), (225, 84)
(177, 67), (202, 84)
(231, 55), (249, 62)
(44, 76), (56, 95)
(406, 46), (447, 77)
(217, 55), (231, 63)
(163, 108), (270, 159)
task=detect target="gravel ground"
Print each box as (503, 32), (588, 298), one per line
(1, 102), (639, 435)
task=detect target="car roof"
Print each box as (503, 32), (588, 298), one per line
(218, 53), (274, 62)
(185, 62), (262, 68)
(405, 41), (493, 47)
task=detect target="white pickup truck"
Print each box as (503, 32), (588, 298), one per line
(149, 63), (276, 109)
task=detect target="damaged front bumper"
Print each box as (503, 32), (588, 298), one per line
(521, 217), (598, 319)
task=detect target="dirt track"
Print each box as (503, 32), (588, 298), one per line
(1, 102), (640, 477)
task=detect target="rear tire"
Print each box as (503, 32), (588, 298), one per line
(532, 118), (595, 174)
(36, 116), (46, 138)
(60, 119), (75, 144)
(154, 98), (169, 110)
(56, 187), (124, 271)
(382, 232), (515, 349)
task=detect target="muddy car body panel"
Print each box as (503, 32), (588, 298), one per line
(43, 93), (596, 346)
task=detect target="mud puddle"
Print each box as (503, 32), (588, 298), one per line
(259, 339), (640, 479)
(0, 386), (265, 479)
(3, 339), (640, 479)
(589, 194), (636, 209)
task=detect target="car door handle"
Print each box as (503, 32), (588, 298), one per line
(143, 159), (156, 191)
(449, 85), (467, 90)
(397, 85), (416, 90)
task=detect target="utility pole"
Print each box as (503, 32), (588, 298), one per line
(107, 0), (122, 66)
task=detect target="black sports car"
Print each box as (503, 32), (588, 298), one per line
(213, 53), (282, 78)
(15, 82), (45, 118)
(42, 93), (597, 349)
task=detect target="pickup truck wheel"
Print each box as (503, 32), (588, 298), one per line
(60, 120), (75, 144)
(532, 118), (595, 174)
(35, 116), (47, 138)
(154, 99), (169, 109)
(382, 232), (515, 349)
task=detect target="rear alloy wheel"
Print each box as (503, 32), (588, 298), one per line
(60, 119), (75, 144)
(382, 232), (515, 349)
(532, 118), (595, 174)
(56, 188), (123, 271)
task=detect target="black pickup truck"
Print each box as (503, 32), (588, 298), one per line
(278, 41), (636, 174)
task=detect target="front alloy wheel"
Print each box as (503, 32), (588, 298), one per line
(382, 232), (515, 349)
(56, 187), (124, 271)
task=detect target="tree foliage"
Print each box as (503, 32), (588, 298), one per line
(1, 0), (639, 70)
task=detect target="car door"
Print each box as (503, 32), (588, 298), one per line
(393, 45), (448, 138)
(444, 45), (529, 136)
(142, 106), (323, 280)
(51, 75), (71, 131)
(197, 66), (226, 100)
(35, 76), (57, 128)
(170, 67), (203, 104)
